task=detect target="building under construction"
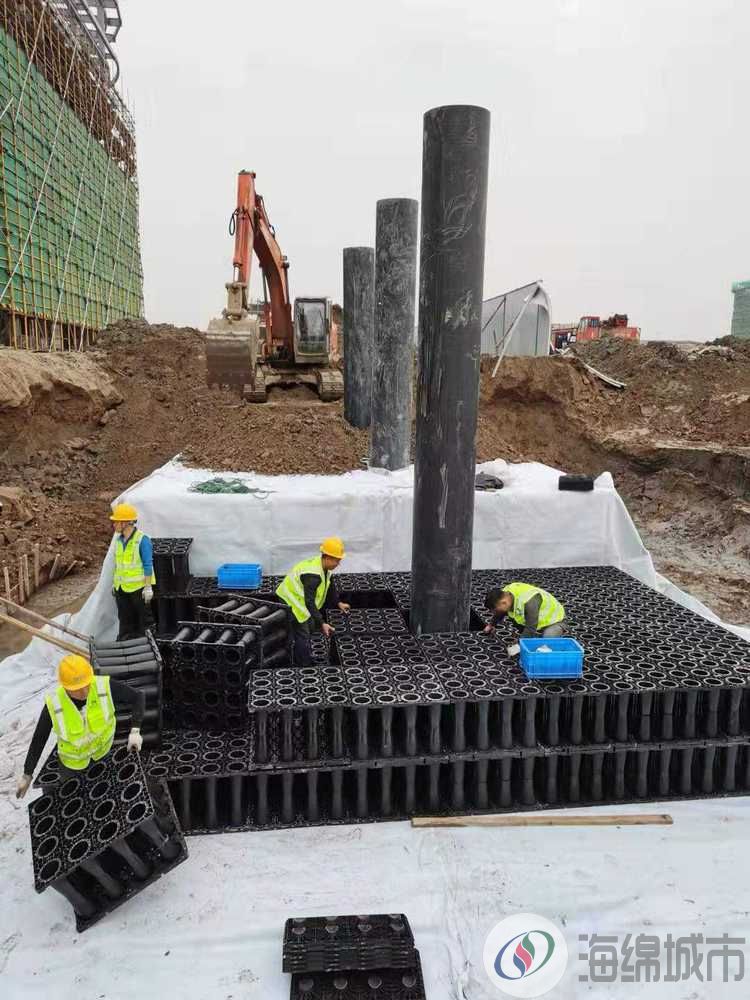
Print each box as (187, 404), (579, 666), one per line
(0, 0), (143, 351)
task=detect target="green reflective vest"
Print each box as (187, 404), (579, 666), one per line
(45, 676), (116, 771)
(113, 529), (155, 593)
(276, 555), (331, 624)
(502, 582), (565, 629)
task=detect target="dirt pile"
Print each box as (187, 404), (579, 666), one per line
(0, 321), (748, 624)
(0, 348), (122, 461)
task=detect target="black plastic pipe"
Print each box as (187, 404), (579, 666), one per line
(410, 105), (490, 634)
(370, 199), (418, 471)
(343, 246), (375, 428)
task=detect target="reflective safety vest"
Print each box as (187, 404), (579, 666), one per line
(502, 582), (565, 629)
(45, 676), (116, 771)
(113, 529), (155, 593)
(276, 555), (331, 624)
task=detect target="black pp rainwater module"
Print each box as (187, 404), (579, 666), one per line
(29, 746), (187, 931)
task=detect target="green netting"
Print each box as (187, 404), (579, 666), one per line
(0, 26), (144, 330)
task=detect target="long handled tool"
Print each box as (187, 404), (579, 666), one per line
(0, 610), (86, 656)
(412, 813), (673, 829)
(0, 595), (90, 644)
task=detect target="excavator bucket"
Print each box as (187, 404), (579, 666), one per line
(205, 313), (262, 398)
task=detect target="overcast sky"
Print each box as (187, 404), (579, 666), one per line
(117, 0), (748, 341)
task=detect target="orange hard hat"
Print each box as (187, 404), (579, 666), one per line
(58, 654), (94, 691)
(110, 502), (138, 522)
(320, 537), (345, 559)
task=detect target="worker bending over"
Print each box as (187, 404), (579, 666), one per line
(276, 537), (350, 666)
(485, 582), (566, 657)
(110, 502), (155, 642)
(16, 654), (145, 799)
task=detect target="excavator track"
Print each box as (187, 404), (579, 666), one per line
(243, 367), (267, 403)
(316, 368), (344, 402)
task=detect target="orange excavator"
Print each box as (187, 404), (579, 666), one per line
(205, 170), (343, 402)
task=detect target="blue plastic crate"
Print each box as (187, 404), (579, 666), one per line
(519, 637), (584, 680)
(217, 563), (262, 590)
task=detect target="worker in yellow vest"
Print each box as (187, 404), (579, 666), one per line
(484, 582), (566, 657)
(16, 654), (145, 798)
(110, 502), (156, 642)
(276, 537), (350, 666)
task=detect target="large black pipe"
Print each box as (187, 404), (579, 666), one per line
(369, 199), (418, 470)
(343, 246), (375, 428)
(410, 105), (491, 634)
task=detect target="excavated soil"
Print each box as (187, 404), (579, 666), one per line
(0, 321), (748, 627)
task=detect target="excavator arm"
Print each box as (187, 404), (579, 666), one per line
(228, 170), (293, 359)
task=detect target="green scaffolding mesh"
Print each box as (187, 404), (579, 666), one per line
(0, 24), (144, 344)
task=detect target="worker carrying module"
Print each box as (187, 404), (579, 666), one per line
(276, 537), (350, 667)
(16, 654), (144, 799)
(484, 582), (566, 657)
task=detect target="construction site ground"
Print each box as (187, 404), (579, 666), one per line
(1, 320), (748, 658)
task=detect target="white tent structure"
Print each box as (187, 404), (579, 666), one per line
(481, 281), (551, 359)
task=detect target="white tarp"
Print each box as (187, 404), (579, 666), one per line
(1, 459), (748, 999)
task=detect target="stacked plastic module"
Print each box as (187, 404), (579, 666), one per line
(151, 538), (194, 637)
(28, 746), (187, 932)
(90, 631), (163, 748)
(157, 596), (292, 732)
(142, 565), (750, 834)
(283, 914), (425, 1000)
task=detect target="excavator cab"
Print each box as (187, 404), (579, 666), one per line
(294, 298), (331, 364)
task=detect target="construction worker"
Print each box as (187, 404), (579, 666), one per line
(16, 654), (145, 798)
(110, 502), (155, 642)
(484, 583), (566, 657)
(276, 537), (350, 666)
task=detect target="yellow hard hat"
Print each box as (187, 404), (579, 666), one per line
(110, 502), (138, 522)
(58, 655), (94, 691)
(320, 536), (345, 559)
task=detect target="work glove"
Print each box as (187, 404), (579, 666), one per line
(321, 623), (335, 638)
(337, 601), (351, 613)
(16, 774), (32, 799)
(127, 728), (143, 753)
(507, 643), (521, 658)
(483, 624), (495, 635)
(143, 585), (154, 603)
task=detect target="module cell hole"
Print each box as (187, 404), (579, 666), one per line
(67, 839), (91, 865)
(39, 859), (62, 883)
(126, 802), (149, 825)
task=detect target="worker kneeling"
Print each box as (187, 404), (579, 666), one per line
(276, 537), (350, 667)
(16, 654), (145, 799)
(485, 582), (566, 657)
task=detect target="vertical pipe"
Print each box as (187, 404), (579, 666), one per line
(369, 198), (418, 471)
(410, 105), (491, 634)
(343, 247), (375, 428)
(231, 775), (243, 826)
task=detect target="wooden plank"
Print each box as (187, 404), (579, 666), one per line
(411, 813), (673, 829)
(17, 557), (24, 604)
(23, 553), (31, 599)
(0, 594), (90, 642)
(3, 565), (11, 605)
(0, 611), (83, 656)
(33, 543), (40, 591)
(49, 553), (61, 582)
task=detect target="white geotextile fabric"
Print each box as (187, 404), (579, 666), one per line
(0, 459), (748, 999)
